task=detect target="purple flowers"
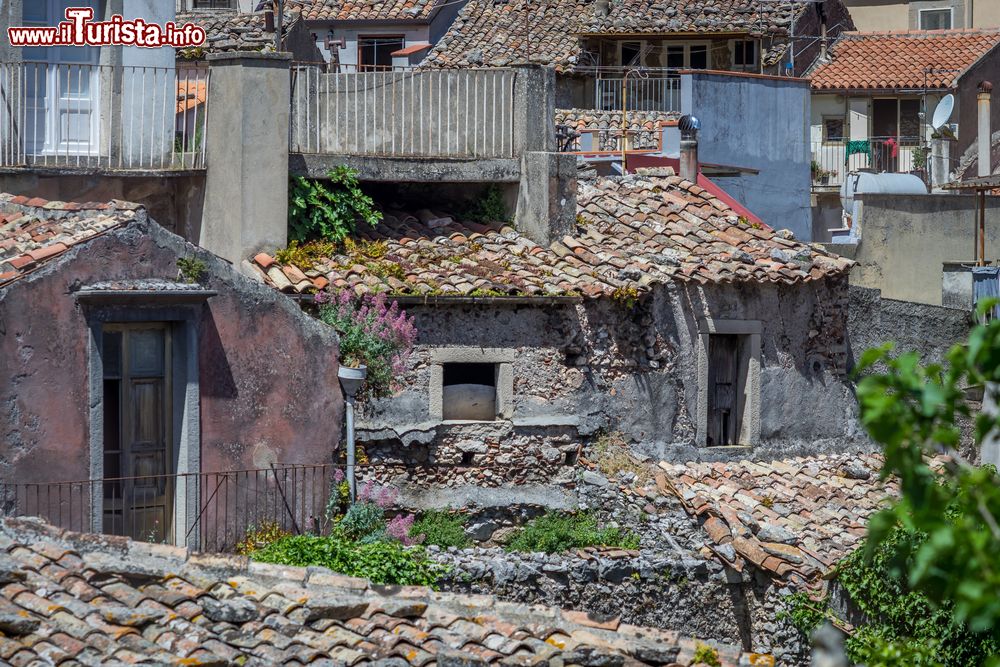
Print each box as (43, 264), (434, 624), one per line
(318, 291), (417, 400)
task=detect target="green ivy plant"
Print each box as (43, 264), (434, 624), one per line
(410, 510), (469, 549)
(288, 166), (382, 243)
(506, 512), (639, 554)
(176, 256), (207, 283)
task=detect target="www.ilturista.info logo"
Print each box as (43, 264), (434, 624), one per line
(7, 8), (207, 49)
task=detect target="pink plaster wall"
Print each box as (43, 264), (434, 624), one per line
(0, 219), (343, 487)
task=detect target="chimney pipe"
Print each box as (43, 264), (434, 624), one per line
(819, 22), (828, 61)
(678, 115), (701, 182)
(978, 81), (992, 177)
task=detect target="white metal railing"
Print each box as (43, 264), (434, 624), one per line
(290, 65), (516, 158)
(596, 76), (681, 112)
(0, 62), (209, 170)
(810, 137), (925, 188)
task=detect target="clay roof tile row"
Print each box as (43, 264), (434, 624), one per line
(810, 29), (1000, 91)
(0, 194), (142, 288)
(251, 175), (852, 298)
(0, 516), (746, 665)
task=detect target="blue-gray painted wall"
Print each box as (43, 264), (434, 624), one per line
(681, 72), (812, 241)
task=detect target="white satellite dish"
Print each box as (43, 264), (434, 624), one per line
(932, 94), (955, 130)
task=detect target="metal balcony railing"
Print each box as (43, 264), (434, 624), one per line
(595, 74), (682, 112)
(0, 464), (337, 552)
(810, 137), (925, 188)
(0, 62), (209, 171)
(290, 64), (517, 158)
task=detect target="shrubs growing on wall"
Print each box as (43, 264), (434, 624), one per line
(316, 290), (417, 400)
(506, 512), (640, 554)
(288, 166), (382, 243)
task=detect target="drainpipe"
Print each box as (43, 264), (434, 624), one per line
(978, 81), (992, 178)
(679, 114), (700, 182)
(338, 366), (367, 503)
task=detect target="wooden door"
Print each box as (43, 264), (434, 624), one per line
(102, 325), (173, 542)
(707, 334), (740, 446)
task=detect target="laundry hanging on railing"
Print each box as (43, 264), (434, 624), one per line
(845, 139), (871, 163)
(973, 266), (1000, 320)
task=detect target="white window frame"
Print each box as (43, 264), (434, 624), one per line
(429, 347), (514, 422)
(695, 318), (762, 448)
(918, 7), (954, 30)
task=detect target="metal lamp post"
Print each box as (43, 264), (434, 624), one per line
(338, 365), (367, 503)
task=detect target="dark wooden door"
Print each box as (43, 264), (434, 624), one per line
(707, 334), (740, 446)
(102, 325), (172, 542)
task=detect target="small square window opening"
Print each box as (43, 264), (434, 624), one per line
(442, 363), (498, 421)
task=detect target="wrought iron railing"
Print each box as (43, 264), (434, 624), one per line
(0, 464), (337, 552)
(0, 61), (209, 170)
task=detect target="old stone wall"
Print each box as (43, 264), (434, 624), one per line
(847, 285), (971, 366)
(0, 217), (342, 485)
(359, 275), (865, 502)
(432, 548), (806, 666)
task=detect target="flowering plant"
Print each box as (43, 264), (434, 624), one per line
(316, 290), (416, 400)
(337, 481), (423, 546)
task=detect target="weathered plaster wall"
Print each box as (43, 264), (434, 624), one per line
(681, 71), (813, 240)
(847, 285), (971, 367)
(359, 275), (864, 499)
(831, 193), (1000, 306)
(0, 217), (343, 485)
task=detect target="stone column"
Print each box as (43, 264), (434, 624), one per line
(200, 52), (291, 265)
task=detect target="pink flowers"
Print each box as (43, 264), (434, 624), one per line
(318, 291), (417, 400)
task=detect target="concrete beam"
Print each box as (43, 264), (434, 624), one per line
(200, 52), (291, 265)
(289, 154), (521, 182)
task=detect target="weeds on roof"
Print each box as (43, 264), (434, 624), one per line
(590, 430), (652, 485)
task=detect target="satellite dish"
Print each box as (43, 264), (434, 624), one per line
(932, 94), (955, 130)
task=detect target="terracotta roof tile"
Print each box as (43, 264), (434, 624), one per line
(425, 0), (817, 70)
(289, 0), (443, 21)
(0, 193), (142, 288)
(658, 453), (949, 589)
(810, 30), (1000, 91)
(177, 9), (301, 56)
(0, 516), (745, 665)
(251, 176), (851, 297)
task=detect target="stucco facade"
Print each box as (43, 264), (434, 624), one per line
(843, 0), (1000, 30)
(0, 216), (343, 488)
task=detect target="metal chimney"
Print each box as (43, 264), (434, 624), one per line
(678, 115), (701, 182)
(978, 81), (992, 177)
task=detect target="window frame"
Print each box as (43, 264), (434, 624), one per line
(357, 34), (406, 71)
(731, 39), (758, 70)
(695, 318), (762, 448)
(918, 7), (953, 30)
(429, 348), (514, 423)
(822, 115), (847, 144)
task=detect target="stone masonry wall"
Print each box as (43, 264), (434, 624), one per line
(359, 275), (866, 502)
